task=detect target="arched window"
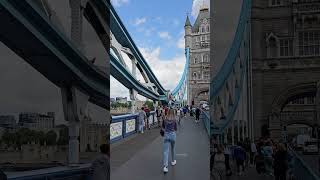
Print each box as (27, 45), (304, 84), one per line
(267, 36), (278, 58)
(194, 57), (198, 64)
(193, 72), (197, 80)
(206, 25), (210, 32)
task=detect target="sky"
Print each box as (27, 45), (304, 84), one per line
(110, 0), (210, 100)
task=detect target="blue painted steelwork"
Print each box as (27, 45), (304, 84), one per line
(287, 147), (320, 180)
(200, 109), (211, 136)
(110, 111), (157, 143)
(7, 164), (92, 180)
(106, 1), (167, 96)
(0, 0), (109, 109)
(210, 0), (251, 135)
(171, 48), (189, 103)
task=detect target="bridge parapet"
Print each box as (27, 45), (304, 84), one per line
(110, 111), (158, 143)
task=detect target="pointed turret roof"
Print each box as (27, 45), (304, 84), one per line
(184, 15), (191, 27)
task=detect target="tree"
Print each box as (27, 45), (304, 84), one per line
(45, 130), (57, 146)
(57, 125), (68, 145)
(144, 100), (154, 110)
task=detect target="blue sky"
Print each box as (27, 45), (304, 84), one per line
(110, 0), (210, 99)
(112, 0), (193, 59)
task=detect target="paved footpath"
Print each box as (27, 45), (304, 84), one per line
(111, 116), (210, 180)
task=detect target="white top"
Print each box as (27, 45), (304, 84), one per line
(177, 110), (181, 116)
(214, 153), (225, 170)
(251, 143), (257, 153)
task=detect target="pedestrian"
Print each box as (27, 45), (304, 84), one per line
(262, 141), (273, 176)
(255, 143), (266, 174)
(162, 108), (178, 173)
(273, 143), (288, 180)
(233, 142), (246, 175)
(91, 144), (110, 180)
(156, 107), (161, 127)
(213, 146), (226, 179)
(223, 144), (232, 176)
(144, 107), (150, 130)
(176, 107), (181, 125)
(183, 106), (187, 117)
(138, 107), (146, 133)
(195, 107), (200, 123)
(190, 106), (193, 116)
(250, 140), (257, 166)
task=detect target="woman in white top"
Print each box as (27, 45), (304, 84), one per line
(213, 146), (226, 179)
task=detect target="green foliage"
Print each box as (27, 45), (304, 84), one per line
(57, 125), (69, 145)
(45, 130), (57, 145)
(111, 102), (131, 109)
(144, 100), (154, 110)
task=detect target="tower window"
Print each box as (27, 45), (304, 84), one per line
(279, 39), (293, 57)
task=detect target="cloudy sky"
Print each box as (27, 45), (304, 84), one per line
(110, 0), (210, 100)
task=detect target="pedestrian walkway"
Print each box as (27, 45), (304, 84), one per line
(111, 116), (210, 180)
(227, 167), (273, 180)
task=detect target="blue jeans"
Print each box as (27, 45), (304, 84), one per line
(163, 132), (176, 167)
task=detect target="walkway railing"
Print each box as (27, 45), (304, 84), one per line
(110, 111), (158, 143)
(7, 164), (92, 180)
(200, 109), (211, 136)
(288, 146), (320, 180)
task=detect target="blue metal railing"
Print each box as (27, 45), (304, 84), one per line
(7, 164), (92, 180)
(288, 147), (320, 180)
(200, 109), (211, 136)
(110, 111), (158, 143)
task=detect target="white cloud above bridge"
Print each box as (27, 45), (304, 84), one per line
(111, 0), (130, 7)
(192, 0), (210, 18)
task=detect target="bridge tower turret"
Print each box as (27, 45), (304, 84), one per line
(184, 15), (192, 48)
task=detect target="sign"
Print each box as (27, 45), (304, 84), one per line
(126, 119), (136, 133)
(110, 122), (122, 140)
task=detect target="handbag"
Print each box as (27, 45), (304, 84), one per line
(160, 129), (164, 136)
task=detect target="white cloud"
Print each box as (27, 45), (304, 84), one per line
(133, 17), (147, 26)
(173, 19), (180, 26)
(110, 47), (186, 100)
(177, 31), (185, 49)
(192, 0), (210, 18)
(158, 31), (171, 40)
(111, 0), (129, 7)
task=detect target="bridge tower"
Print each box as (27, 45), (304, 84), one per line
(185, 8), (211, 107)
(251, 0), (320, 140)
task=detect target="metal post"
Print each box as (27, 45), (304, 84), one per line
(232, 120), (235, 145)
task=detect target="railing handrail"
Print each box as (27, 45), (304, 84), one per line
(288, 146), (320, 180)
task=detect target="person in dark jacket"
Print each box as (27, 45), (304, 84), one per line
(273, 143), (288, 180)
(233, 142), (246, 175)
(91, 144), (110, 180)
(195, 108), (201, 123)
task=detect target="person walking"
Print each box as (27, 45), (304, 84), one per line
(262, 141), (273, 176)
(250, 140), (257, 167)
(176, 107), (181, 125)
(91, 144), (110, 180)
(144, 107), (150, 130)
(156, 107), (161, 127)
(213, 146), (226, 179)
(138, 107), (146, 133)
(273, 143), (288, 180)
(195, 107), (200, 123)
(224, 144), (232, 176)
(233, 142), (246, 176)
(162, 108), (178, 173)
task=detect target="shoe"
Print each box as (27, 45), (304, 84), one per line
(171, 160), (176, 166)
(163, 166), (168, 173)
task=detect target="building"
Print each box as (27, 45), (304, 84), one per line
(116, 97), (127, 104)
(0, 115), (16, 129)
(185, 7), (211, 106)
(251, 0), (320, 139)
(18, 112), (55, 131)
(80, 116), (108, 152)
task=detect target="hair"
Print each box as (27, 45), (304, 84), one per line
(141, 107), (144, 110)
(166, 108), (176, 120)
(100, 144), (109, 156)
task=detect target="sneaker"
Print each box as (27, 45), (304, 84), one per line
(171, 160), (176, 166)
(163, 166), (168, 173)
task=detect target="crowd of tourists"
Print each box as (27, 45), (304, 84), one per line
(211, 137), (291, 180)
